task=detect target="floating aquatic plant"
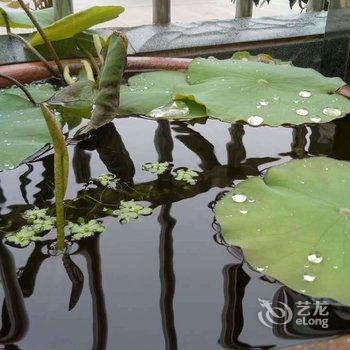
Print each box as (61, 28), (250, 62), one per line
(5, 208), (55, 247)
(115, 200), (153, 224)
(68, 218), (105, 241)
(5, 226), (41, 247)
(214, 157), (350, 306)
(23, 208), (51, 223)
(142, 162), (172, 175)
(118, 55), (350, 126)
(119, 71), (206, 120)
(92, 173), (119, 187)
(173, 169), (199, 185)
(23, 208), (55, 233)
(31, 216), (55, 233)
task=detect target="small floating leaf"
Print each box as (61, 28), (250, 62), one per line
(142, 162), (172, 175)
(5, 226), (41, 247)
(115, 200), (153, 224)
(215, 157), (350, 305)
(173, 168), (199, 185)
(69, 219), (105, 240)
(23, 208), (51, 223)
(90, 173), (119, 187)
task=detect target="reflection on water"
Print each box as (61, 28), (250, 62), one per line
(0, 117), (349, 349)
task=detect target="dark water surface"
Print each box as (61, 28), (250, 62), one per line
(1, 116), (350, 350)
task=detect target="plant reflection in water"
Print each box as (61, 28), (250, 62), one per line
(0, 116), (350, 349)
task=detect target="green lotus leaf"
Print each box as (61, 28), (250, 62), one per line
(49, 80), (96, 118)
(0, 84), (56, 171)
(215, 157), (350, 305)
(119, 71), (206, 120)
(30, 6), (124, 46)
(0, 7), (53, 28)
(173, 57), (350, 126)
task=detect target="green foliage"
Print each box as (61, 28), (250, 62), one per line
(23, 208), (50, 223)
(215, 157), (350, 306)
(94, 173), (119, 187)
(174, 169), (199, 185)
(142, 162), (172, 175)
(69, 218), (105, 241)
(49, 80), (97, 117)
(5, 226), (41, 247)
(119, 71), (206, 120)
(115, 200), (153, 224)
(117, 56), (350, 126)
(173, 57), (350, 126)
(29, 6), (124, 46)
(0, 7), (53, 28)
(0, 83), (56, 171)
(76, 32), (127, 135)
(6, 208), (55, 247)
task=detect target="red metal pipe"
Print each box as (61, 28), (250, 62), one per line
(0, 57), (192, 88)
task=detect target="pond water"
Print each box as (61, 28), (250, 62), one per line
(0, 116), (350, 350)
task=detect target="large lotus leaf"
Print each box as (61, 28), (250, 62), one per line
(119, 71), (206, 119)
(30, 6), (125, 46)
(49, 80), (97, 107)
(5, 83), (56, 103)
(49, 80), (96, 117)
(0, 84), (56, 171)
(215, 157), (350, 305)
(173, 57), (350, 126)
(0, 7), (53, 28)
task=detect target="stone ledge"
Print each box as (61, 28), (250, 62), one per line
(0, 12), (327, 64)
(122, 12), (326, 56)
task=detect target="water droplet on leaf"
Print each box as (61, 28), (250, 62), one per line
(247, 116), (264, 126)
(322, 107), (342, 118)
(303, 273), (316, 282)
(308, 252), (323, 264)
(296, 109), (309, 116)
(299, 90), (312, 98)
(259, 100), (269, 106)
(149, 101), (190, 120)
(310, 117), (321, 123)
(232, 194), (247, 203)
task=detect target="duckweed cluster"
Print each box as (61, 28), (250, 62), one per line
(115, 200), (153, 224)
(69, 218), (105, 240)
(6, 208), (55, 247)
